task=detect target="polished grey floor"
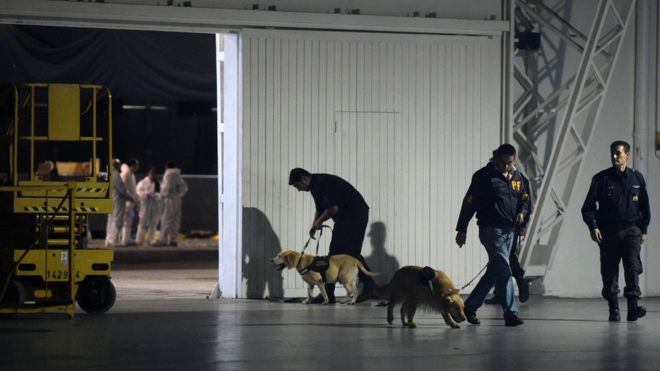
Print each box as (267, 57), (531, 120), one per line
(1, 296), (659, 371)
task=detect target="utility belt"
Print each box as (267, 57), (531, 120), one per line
(599, 220), (638, 231)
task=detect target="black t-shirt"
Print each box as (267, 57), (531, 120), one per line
(309, 174), (369, 221)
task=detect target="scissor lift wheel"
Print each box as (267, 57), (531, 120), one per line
(76, 276), (116, 314)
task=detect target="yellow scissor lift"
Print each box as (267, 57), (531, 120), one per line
(0, 83), (116, 317)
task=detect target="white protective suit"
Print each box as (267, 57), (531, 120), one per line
(135, 176), (161, 245)
(160, 168), (188, 245)
(120, 163), (138, 245)
(105, 166), (131, 246)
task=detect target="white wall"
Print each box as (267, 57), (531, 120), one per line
(240, 29), (501, 298)
(48, 0), (503, 19)
(542, 28), (636, 297)
(540, 0), (660, 298)
(641, 0), (660, 296)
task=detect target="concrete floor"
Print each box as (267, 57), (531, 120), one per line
(1, 295), (659, 370)
(111, 262), (217, 300)
(2, 241), (659, 370)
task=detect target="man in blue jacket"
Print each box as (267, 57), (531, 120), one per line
(455, 144), (531, 327)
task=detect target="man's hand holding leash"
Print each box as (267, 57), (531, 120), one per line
(455, 232), (467, 248)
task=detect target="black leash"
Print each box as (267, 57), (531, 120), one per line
(461, 227), (523, 291)
(297, 225), (333, 282)
(300, 224), (332, 255)
(459, 262), (488, 291)
(459, 257), (513, 291)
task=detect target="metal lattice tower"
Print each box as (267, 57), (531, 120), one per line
(511, 0), (637, 280)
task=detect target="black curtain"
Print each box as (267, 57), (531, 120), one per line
(0, 25), (215, 102)
(0, 25), (218, 175)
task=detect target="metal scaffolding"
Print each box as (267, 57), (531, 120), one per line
(510, 0), (637, 281)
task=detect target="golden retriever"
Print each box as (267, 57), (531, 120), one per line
(271, 249), (378, 304)
(383, 265), (466, 328)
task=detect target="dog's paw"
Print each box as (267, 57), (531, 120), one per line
(450, 324), (461, 329)
(302, 298), (310, 304)
(387, 319), (393, 325)
(407, 322), (417, 328)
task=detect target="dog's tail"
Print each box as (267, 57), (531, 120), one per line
(357, 263), (380, 277)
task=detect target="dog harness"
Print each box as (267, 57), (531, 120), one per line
(418, 266), (436, 292)
(297, 253), (331, 283)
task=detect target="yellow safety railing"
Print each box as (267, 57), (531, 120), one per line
(0, 182), (77, 317)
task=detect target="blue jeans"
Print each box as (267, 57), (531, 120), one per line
(464, 227), (518, 317)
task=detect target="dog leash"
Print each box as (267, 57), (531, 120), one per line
(459, 221), (526, 291)
(460, 247), (513, 291)
(459, 262), (488, 291)
(300, 224), (333, 255)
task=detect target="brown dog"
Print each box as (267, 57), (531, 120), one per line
(384, 265), (466, 328)
(271, 249), (378, 304)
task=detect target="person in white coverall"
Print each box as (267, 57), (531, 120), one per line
(105, 159), (133, 247)
(136, 167), (161, 246)
(120, 159), (140, 246)
(160, 162), (188, 246)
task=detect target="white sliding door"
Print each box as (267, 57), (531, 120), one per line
(241, 29), (501, 298)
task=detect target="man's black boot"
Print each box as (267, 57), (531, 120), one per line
(325, 284), (336, 304)
(309, 294), (325, 304)
(504, 312), (524, 327)
(465, 311), (480, 325)
(516, 276), (530, 303)
(311, 284), (336, 304)
(608, 299), (620, 322)
(627, 298), (646, 322)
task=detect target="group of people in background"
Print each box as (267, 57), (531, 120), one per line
(105, 159), (188, 248)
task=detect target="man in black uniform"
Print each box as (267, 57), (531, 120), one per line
(581, 140), (651, 322)
(455, 144), (531, 327)
(289, 168), (375, 303)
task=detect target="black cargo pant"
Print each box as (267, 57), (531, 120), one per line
(325, 209), (374, 299)
(599, 226), (643, 301)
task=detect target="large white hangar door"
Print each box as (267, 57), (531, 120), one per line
(240, 29), (501, 298)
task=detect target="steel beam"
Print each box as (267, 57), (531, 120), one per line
(511, 0), (637, 280)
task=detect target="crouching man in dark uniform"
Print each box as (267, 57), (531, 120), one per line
(455, 144), (531, 327)
(289, 168), (375, 304)
(581, 140), (651, 322)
